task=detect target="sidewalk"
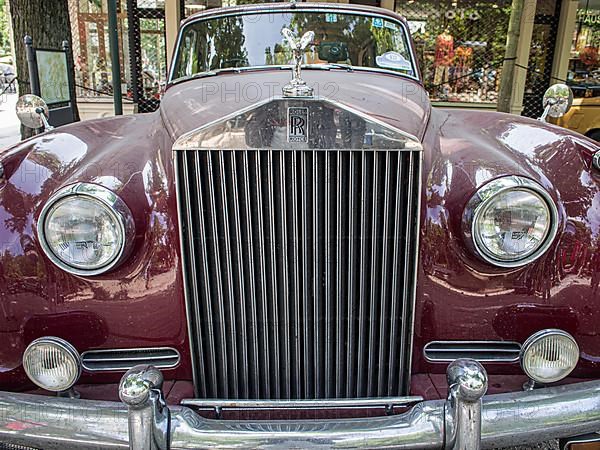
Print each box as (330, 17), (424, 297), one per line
(0, 93), (21, 149)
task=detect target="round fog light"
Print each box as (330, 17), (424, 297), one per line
(520, 329), (579, 384)
(23, 337), (81, 392)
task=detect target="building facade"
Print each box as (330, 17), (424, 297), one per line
(67, 0), (579, 119)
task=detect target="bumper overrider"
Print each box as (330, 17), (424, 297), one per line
(1, 360), (600, 449)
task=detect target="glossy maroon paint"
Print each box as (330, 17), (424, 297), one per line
(0, 113), (192, 390)
(415, 108), (600, 378)
(0, 3), (599, 400)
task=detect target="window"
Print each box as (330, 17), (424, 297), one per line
(396, 0), (512, 104)
(173, 11), (416, 80)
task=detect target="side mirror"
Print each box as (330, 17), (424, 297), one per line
(15, 94), (53, 131)
(540, 84), (573, 122)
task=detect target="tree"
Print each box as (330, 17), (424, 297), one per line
(8, 0), (79, 138)
(497, 0), (524, 113)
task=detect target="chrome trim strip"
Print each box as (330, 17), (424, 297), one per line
(424, 341), (522, 363)
(562, 433), (600, 449)
(168, 6), (419, 84)
(81, 347), (181, 372)
(181, 396), (423, 410)
(36, 183), (135, 276)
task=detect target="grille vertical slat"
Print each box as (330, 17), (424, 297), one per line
(367, 152), (380, 395)
(265, 150), (281, 398)
(179, 153), (207, 398)
(177, 148), (419, 400)
(301, 152), (312, 398)
(251, 151), (271, 398)
(241, 151), (261, 397)
(217, 152), (240, 397)
(312, 153), (321, 399)
(289, 151), (302, 398)
(387, 153), (404, 395)
(345, 151), (357, 398)
(191, 152), (218, 397)
(357, 151), (369, 397)
(226, 153), (249, 399)
(324, 150), (332, 398)
(399, 153), (416, 392)
(277, 152), (291, 399)
(378, 152), (393, 395)
(335, 150), (344, 398)
(205, 152), (231, 398)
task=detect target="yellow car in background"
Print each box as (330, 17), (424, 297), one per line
(556, 95), (600, 141)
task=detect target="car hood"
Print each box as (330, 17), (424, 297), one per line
(160, 69), (431, 143)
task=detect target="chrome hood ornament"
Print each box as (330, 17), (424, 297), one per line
(281, 28), (314, 98)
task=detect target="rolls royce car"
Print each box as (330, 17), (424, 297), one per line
(2, 3), (600, 449)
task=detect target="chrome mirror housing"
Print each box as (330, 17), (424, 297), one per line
(540, 84), (573, 122)
(15, 94), (53, 131)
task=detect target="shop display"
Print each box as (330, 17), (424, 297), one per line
(568, 4), (600, 98)
(397, 0), (511, 104)
(433, 28), (454, 96)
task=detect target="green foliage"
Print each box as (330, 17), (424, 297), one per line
(0, 0), (11, 57)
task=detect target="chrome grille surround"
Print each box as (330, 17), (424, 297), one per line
(173, 97), (423, 399)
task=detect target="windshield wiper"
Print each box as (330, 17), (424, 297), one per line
(303, 63), (354, 72)
(173, 66), (273, 84)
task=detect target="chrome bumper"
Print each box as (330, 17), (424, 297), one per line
(1, 360), (600, 450)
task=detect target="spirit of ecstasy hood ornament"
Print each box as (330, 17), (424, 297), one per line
(281, 28), (315, 98)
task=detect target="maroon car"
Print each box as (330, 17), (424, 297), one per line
(2, 3), (600, 449)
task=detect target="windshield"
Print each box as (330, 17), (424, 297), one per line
(172, 11), (416, 80)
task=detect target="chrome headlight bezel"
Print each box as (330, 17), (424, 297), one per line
(463, 176), (559, 268)
(520, 329), (579, 384)
(37, 183), (135, 276)
(23, 336), (82, 392)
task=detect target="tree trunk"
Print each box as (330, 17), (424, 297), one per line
(8, 0), (80, 139)
(497, 0), (525, 113)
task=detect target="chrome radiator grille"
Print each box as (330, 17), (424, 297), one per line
(175, 148), (420, 399)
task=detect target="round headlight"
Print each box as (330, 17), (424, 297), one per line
(23, 337), (81, 392)
(464, 176), (558, 267)
(38, 183), (134, 275)
(520, 329), (579, 384)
